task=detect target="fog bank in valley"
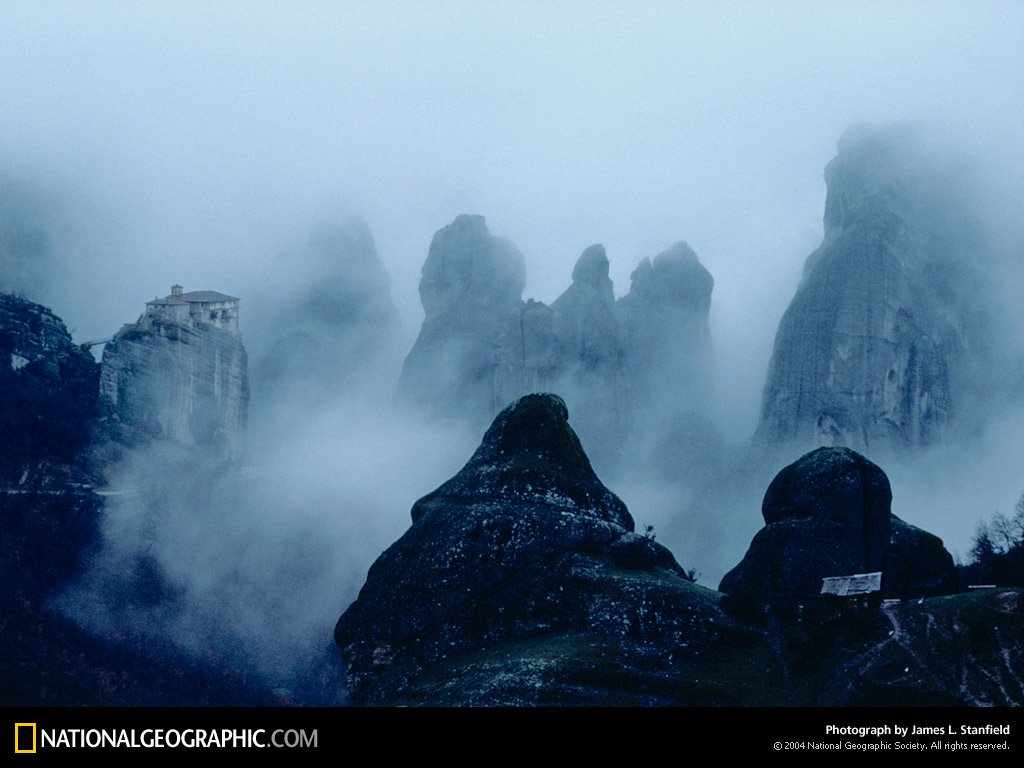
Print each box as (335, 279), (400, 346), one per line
(3, 2), (1023, 682)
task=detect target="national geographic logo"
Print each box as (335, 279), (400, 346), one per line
(15, 723), (36, 754)
(10, 723), (317, 751)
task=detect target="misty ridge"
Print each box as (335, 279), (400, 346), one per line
(2, 3), (1023, 705)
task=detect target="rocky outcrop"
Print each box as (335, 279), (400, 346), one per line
(546, 245), (628, 459)
(334, 396), (1015, 706)
(719, 446), (957, 614)
(100, 296), (249, 462)
(399, 224), (717, 472)
(252, 218), (400, 398)
(0, 293), (98, 486)
(756, 124), (991, 454)
(399, 214), (526, 423)
(551, 245), (621, 374)
(491, 299), (561, 407)
(617, 241), (714, 410)
(335, 394), (775, 705)
(885, 515), (959, 598)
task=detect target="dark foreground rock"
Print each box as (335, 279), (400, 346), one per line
(335, 394), (779, 705)
(335, 403), (1020, 706)
(719, 447), (958, 614)
(0, 293), (98, 487)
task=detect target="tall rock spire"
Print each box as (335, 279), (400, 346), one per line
(398, 214), (525, 424)
(755, 123), (991, 454)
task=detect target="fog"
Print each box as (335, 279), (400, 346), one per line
(4, 2), (1024, 688)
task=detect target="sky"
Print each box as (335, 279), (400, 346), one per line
(5, 4), (1022, 405)
(3, 1), (1024, 633)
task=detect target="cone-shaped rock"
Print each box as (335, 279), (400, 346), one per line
(334, 393), (776, 705)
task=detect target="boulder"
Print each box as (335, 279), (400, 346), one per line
(885, 515), (959, 598)
(720, 446), (957, 613)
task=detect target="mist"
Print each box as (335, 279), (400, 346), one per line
(4, 1), (1024, 687)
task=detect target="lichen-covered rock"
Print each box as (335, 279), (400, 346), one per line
(398, 214), (525, 424)
(755, 124), (991, 454)
(719, 446), (956, 613)
(0, 293), (98, 486)
(335, 393), (774, 705)
(884, 514), (959, 598)
(761, 446), (891, 566)
(100, 305), (249, 462)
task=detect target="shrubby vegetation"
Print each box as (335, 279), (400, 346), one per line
(960, 495), (1024, 587)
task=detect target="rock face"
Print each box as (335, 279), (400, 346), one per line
(100, 289), (249, 461)
(551, 245), (621, 375)
(617, 242), (714, 410)
(756, 124), (990, 454)
(885, 514), (959, 598)
(0, 293), (98, 486)
(252, 218), (400, 398)
(491, 299), (562, 407)
(335, 394), (776, 705)
(399, 214), (526, 423)
(719, 446), (957, 612)
(399, 223), (717, 471)
(546, 245), (628, 463)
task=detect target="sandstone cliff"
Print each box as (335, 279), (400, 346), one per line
(100, 293), (249, 461)
(617, 241), (713, 410)
(399, 214), (525, 423)
(755, 124), (991, 454)
(399, 222), (717, 472)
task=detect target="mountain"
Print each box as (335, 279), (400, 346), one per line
(755, 124), (992, 455)
(399, 220), (718, 473)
